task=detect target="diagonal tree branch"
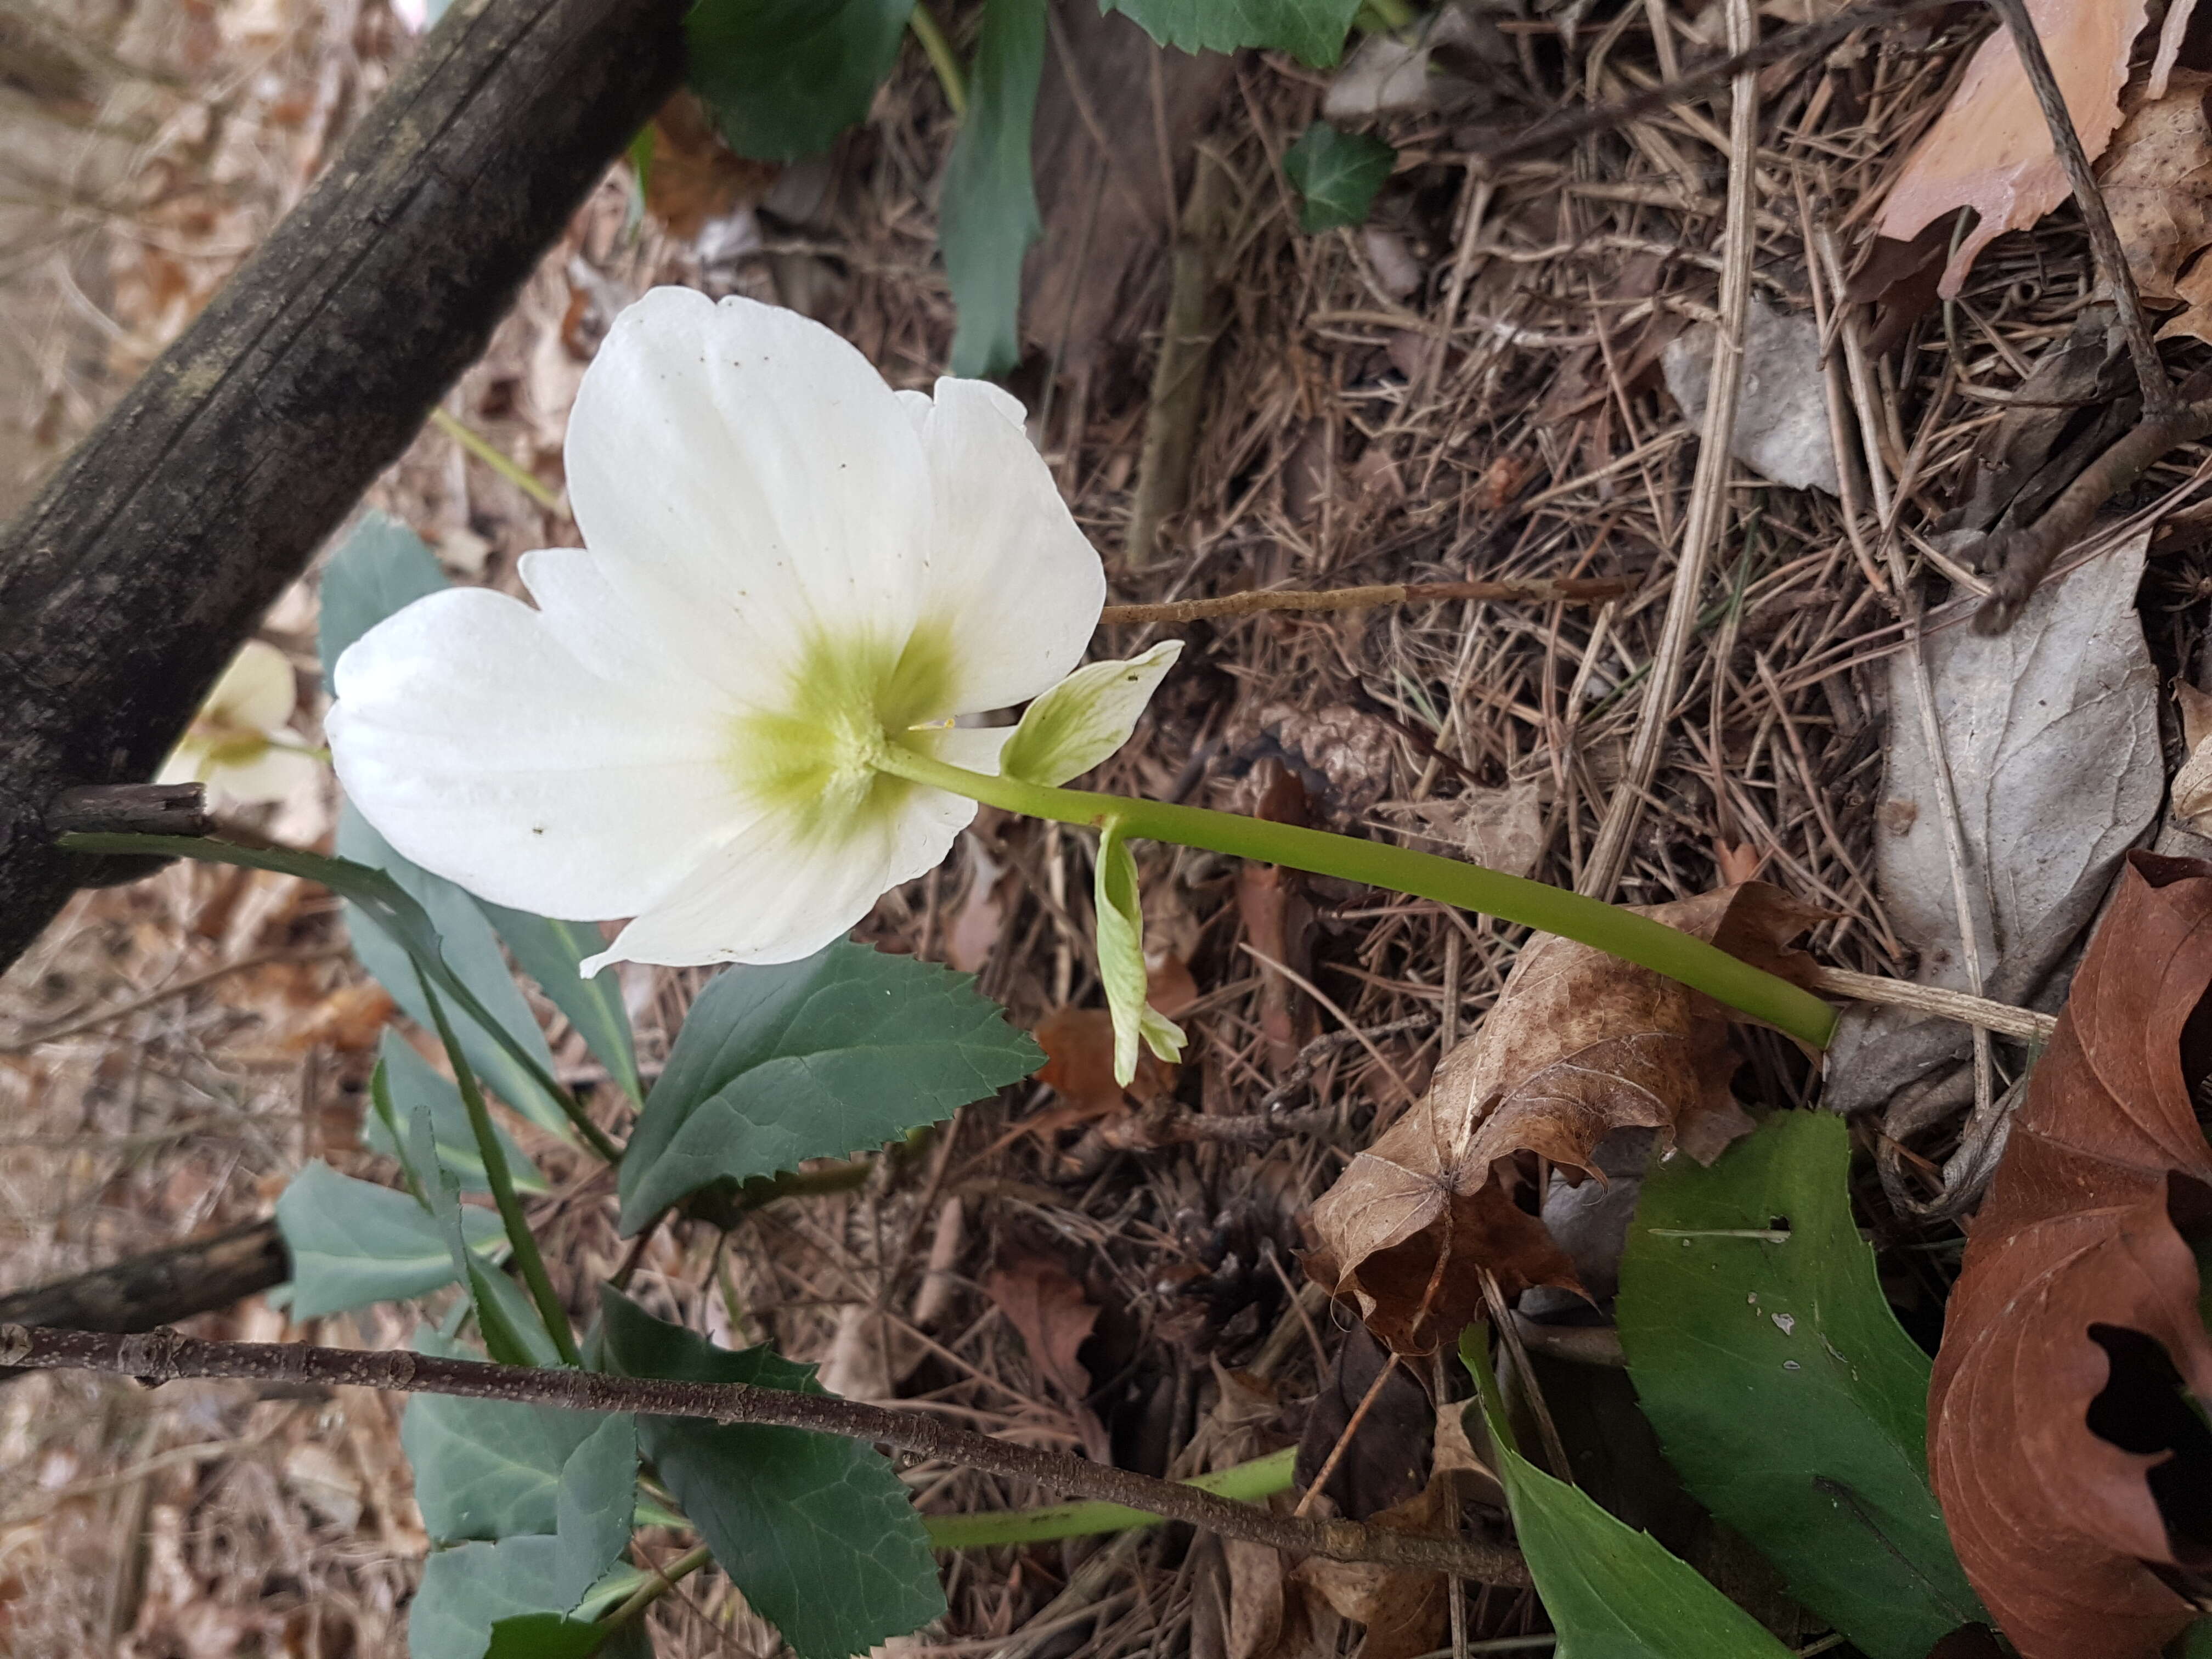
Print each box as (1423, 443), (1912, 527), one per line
(0, 1324), (1531, 1586)
(1983, 0), (2173, 418)
(0, 0), (687, 978)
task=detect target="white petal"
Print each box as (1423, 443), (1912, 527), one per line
(909, 377), (1105, 713)
(580, 780), (974, 972)
(328, 587), (745, 919)
(206, 638), (298, 733)
(565, 288), (935, 663)
(519, 547), (789, 711)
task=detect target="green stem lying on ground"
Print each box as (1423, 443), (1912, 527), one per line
(871, 747), (1838, 1049)
(924, 1446), (1298, 1549)
(601, 1452), (1299, 1632)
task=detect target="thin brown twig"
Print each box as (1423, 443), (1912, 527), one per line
(1099, 578), (1630, 627)
(1973, 399), (2212, 631)
(1982, 0), (2174, 419)
(1, 945), (352, 1052)
(1480, 0), (1949, 163)
(0, 1325), (1531, 1585)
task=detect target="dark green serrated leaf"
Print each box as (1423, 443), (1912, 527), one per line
(1617, 1111), (1985, 1658)
(1460, 1330), (1793, 1659)
(1280, 120), (1395, 231)
(368, 1031), (545, 1196)
(618, 941), (1039, 1233)
(1102, 0), (1358, 64)
(599, 1289), (945, 1658)
(941, 0), (1045, 377)
(687, 0), (913, 161)
(275, 1162), (504, 1318)
(342, 804), (570, 1137)
(318, 510), (449, 696)
(484, 1612), (653, 1659)
(478, 901), (641, 1104)
(58, 832), (583, 1148)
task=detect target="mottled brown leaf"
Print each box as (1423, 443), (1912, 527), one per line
(1929, 853), (2212, 1659)
(1306, 883), (1825, 1353)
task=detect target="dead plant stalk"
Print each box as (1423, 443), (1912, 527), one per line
(0, 1325), (1532, 1586)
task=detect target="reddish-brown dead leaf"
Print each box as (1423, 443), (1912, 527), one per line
(1305, 883), (1826, 1353)
(984, 1257), (1100, 1404)
(1930, 853), (2212, 1659)
(1877, 0), (2181, 295)
(645, 91), (776, 239)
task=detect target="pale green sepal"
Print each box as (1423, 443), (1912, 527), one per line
(1139, 1005), (1187, 1065)
(1002, 641), (1182, 787)
(1094, 818), (1186, 1086)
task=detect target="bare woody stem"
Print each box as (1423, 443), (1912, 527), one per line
(872, 747), (1839, 1049)
(1983, 0), (2173, 417)
(0, 1325), (1530, 1586)
(1972, 397), (2212, 633)
(1098, 577), (1631, 627)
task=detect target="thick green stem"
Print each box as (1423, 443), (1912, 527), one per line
(924, 1447), (1297, 1548)
(873, 747), (1836, 1049)
(417, 972), (582, 1367)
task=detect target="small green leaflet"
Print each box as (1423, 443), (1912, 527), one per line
(403, 1333), (610, 1543)
(1280, 121), (1396, 232)
(1102, 0), (1361, 65)
(408, 1418), (639, 1659)
(319, 510), (640, 1111)
(476, 899), (641, 1104)
(687, 0), (913, 161)
(366, 1031), (545, 1197)
(319, 510), (448, 696)
(341, 803), (572, 1139)
(1617, 1111), (1985, 1658)
(275, 1163), (504, 1318)
(942, 0), (1046, 377)
(1459, 1330), (1795, 1659)
(599, 1289), (946, 1659)
(617, 941), (1040, 1234)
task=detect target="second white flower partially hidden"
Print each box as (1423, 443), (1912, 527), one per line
(329, 287), (1170, 973)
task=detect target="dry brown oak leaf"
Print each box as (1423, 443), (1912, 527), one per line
(1929, 853), (2212, 1659)
(2098, 70), (2212, 343)
(1305, 882), (1826, 1355)
(1877, 0), (2196, 296)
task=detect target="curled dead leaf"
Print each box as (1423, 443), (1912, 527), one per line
(1877, 0), (2179, 295)
(1929, 853), (2212, 1659)
(1306, 883), (1827, 1353)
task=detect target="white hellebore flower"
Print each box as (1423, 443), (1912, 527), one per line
(161, 638), (321, 806)
(327, 287), (1167, 975)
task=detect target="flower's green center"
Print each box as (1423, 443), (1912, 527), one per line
(728, 623), (958, 841)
